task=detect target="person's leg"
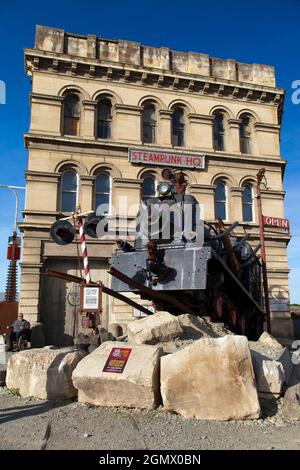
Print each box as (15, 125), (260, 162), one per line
(8, 331), (15, 351)
(15, 331), (23, 349)
(26, 329), (32, 345)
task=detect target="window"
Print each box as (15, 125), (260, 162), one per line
(63, 94), (81, 136)
(240, 114), (252, 154)
(141, 175), (156, 198)
(213, 113), (225, 151)
(142, 103), (156, 144)
(242, 183), (254, 222)
(60, 170), (77, 212)
(96, 100), (112, 139)
(95, 173), (110, 214)
(172, 107), (185, 147)
(215, 181), (227, 220)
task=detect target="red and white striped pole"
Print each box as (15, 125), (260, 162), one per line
(77, 216), (91, 285)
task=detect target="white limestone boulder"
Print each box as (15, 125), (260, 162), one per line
(6, 347), (86, 400)
(249, 332), (293, 399)
(72, 341), (162, 409)
(127, 311), (183, 345)
(283, 383), (300, 421)
(160, 335), (260, 420)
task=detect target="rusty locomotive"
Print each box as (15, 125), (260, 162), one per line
(50, 171), (265, 340)
(106, 171), (264, 340)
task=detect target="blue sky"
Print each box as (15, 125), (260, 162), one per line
(0, 0), (299, 301)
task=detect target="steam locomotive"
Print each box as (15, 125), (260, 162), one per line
(50, 170), (265, 340)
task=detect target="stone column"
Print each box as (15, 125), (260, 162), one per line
(114, 105), (143, 143)
(254, 123), (281, 158)
(79, 176), (95, 212)
(229, 187), (243, 222)
(189, 183), (216, 221)
(158, 109), (172, 147)
(187, 114), (214, 151)
(81, 100), (96, 139)
(30, 93), (63, 135)
(113, 178), (142, 227)
(228, 119), (241, 153)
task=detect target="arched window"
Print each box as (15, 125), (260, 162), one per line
(213, 113), (225, 151)
(141, 175), (156, 199)
(214, 181), (227, 220)
(142, 103), (156, 144)
(240, 114), (252, 154)
(172, 107), (185, 147)
(242, 183), (254, 222)
(60, 170), (77, 212)
(94, 173), (110, 215)
(96, 100), (112, 139)
(63, 93), (81, 136)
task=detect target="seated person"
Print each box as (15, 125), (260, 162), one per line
(7, 313), (31, 351)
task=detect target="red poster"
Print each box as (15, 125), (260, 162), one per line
(102, 347), (132, 373)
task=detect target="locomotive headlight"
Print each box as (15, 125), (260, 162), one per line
(158, 181), (171, 196)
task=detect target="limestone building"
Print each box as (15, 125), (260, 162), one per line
(21, 25), (291, 344)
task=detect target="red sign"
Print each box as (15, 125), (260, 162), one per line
(129, 148), (205, 169)
(102, 347), (132, 373)
(263, 216), (290, 231)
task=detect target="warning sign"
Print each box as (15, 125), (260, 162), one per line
(102, 347), (132, 373)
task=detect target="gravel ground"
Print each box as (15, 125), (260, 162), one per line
(0, 387), (299, 450)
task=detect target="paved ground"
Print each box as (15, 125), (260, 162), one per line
(0, 387), (299, 450)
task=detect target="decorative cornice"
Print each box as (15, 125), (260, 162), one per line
(30, 92), (63, 104)
(230, 186), (244, 194)
(24, 48), (285, 112)
(159, 109), (173, 117)
(113, 177), (142, 189)
(25, 170), (60, 182)
(189, 183), (215, 194)
(114, 104), (143, 115)
(254, 122), (281, 133)
(228, 118), (242, 128)
(188, 113), (214, 124)
(23, 133), (287, 168)
(82, 99), (97, 108)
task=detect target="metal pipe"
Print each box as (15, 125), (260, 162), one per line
(0, 185), (25, 232)
(256, 168), (272, 334)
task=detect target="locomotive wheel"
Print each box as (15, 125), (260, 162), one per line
(228, 307), (238, 328)
(238, 315), (247, 336)
(212, 291), (225, 321)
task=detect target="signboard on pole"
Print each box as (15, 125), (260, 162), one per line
(129, 148), (205, 170)
(80, 284), (102, 313)
(103, 347), (132, 373)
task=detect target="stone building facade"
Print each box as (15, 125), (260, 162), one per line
(20, 25), (291, 345)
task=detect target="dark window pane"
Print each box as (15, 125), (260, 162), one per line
(61, 191), (76, 212)
(64, 94), (80, 118)
(240, 115), (251, 154)
(213, 114), (225, 151)
(215, 182), (226, 201)
(142, 104), (156, 144)
(215, 202), (226, 220)
(242, 184), (253, 222)
(63, 94), (80, 136)
(243, 204), (253, 222)
(172, 108), (185, 147)
(243, 185), (252, 204)
(96, 174), (110, 193)
(62, 171), (77, 191)
(97, 121), (111, 139)
(97, 100), (112, 139)
(142, 176), (155, 198)
(95, 194), (110, 214)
